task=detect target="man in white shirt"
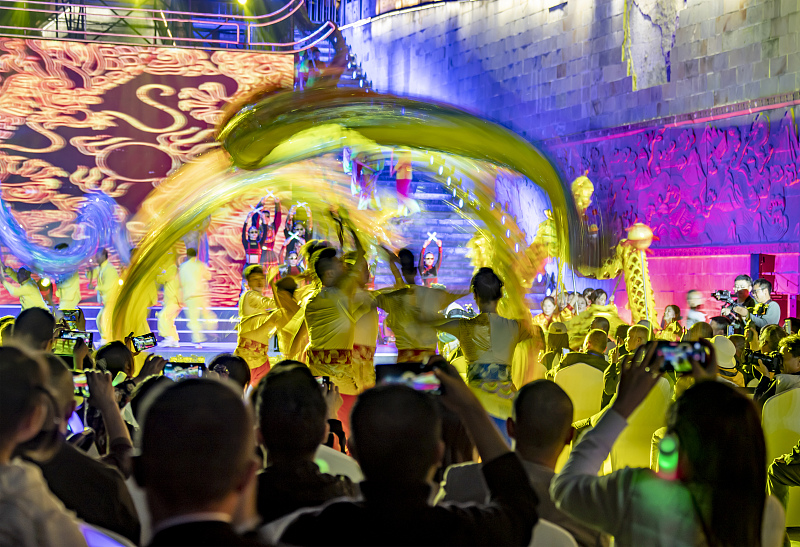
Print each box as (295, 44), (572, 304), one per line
(178, 248), (217, 348)
(1, 266), (48, 310)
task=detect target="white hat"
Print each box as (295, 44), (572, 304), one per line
(711, 335), (737, 369)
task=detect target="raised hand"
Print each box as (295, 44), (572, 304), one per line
(611, 343), (664, 419)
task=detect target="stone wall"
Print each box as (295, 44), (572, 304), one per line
(342, 0), (800, 317)
(342, 0), (800, 141)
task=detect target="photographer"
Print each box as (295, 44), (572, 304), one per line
(753, 334), (800, 408)
(734, 278), (780, 329)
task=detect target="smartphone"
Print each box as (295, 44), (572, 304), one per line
(656, 341), (706, 374)
(62, 309), (80, 322)
(53, 338), (78, 355)
(62, 309), (80, 330)
(131, 332), (157, 352)
(72, 373), (90, 397)
(59, 330), (93, 349)
(727, 325), (735, 337)
(375, 362), (441, 394)
(315, 376), (332, 390)
(786, 319), (793, 335)
(163, 363), (203, 381)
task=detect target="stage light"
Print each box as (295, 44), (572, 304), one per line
(537, 273), (543, 282)
(458, 198), (464, 208)
(118, 279), (124, 285)
(515, 243), (520, 252)
(237, 0), (247, 5)
(446, 176), (451, 185)
(40, 278), (51, 287)
(505, 229), (511, 238)
(437, 166), (443, 175)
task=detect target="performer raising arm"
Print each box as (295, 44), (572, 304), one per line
(304, 214), (371, 432)
(1, 264), (47, 311)
(436, 268), (532, 430)
(419, 233), (443, 287)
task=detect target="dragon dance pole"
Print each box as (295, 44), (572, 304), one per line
(640, 249), (649, 322)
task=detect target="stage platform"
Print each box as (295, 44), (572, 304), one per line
(149, 342), (401, 366)
(0, 304), (401, 366)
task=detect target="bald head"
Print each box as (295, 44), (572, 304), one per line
(625, 325), (649, 353)
(511, 380), (573, 456)
(351, 385), (442, 482)
(590, 316), (610, 334)
(686, 322), (713, 342)
(583, 329), (608, 354)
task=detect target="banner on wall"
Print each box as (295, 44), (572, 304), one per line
(0, 38), (294, 306)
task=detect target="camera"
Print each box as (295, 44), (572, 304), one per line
(743, 349), (783, 373)
(712, 290), (737, 307)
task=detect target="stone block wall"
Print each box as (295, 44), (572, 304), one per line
(342, 0), (800, 317)
(342, 0), (800, 142)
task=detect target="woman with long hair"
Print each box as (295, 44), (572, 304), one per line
(661, 304), (682, 329)
(552, 342), (783, 546)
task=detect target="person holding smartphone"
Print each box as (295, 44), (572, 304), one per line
(551, 341), (784, 547)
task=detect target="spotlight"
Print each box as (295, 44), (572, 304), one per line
(237, 0), (246, 5)
(40, 278), (51, 287)
(458, 198), (464, 208)
(437, 166), (443, 175)
(446, 176), (451, 185)
(505, 229), (511, 238)
(118, 279), (124, 285)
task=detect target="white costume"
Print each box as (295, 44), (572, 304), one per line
(178, 257), (217, 344)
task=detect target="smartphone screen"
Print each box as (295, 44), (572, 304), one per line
(786, 320), (793, 335)
(656, 341), (705, 374)
(315, 376), (332, 390)
(53, 338), (78, 355)
(375, 363), (441, 394)
(132, 333), (158, 352)
(72, 373), (90, 397)
(163, 363), (203, 381)
(62, 309), (80, 322)
(727, 325), (735, 336)
(59, 330), (93, 348)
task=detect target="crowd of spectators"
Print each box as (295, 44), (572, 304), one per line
(0, 271), (799, 547)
